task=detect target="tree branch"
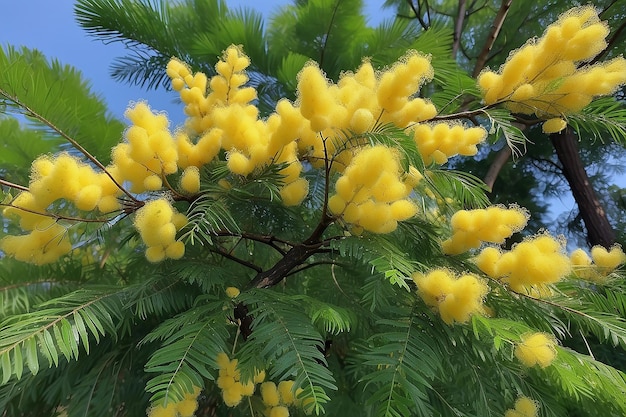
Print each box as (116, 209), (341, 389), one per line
(483, 145), (511, 192)
(0, 89), (138, 203)
(452, 0), (468, 59)
(0, 178), (29, 192)
(471, 0), (513, 77)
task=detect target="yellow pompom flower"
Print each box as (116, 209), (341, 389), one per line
(225, 286), (240, 298)
(443, 206), (528, 254)
(505, 396), (539, 417)
(279, 178), (309, 206)
(277, 380), (295, 405)
(542, 118), (567, 134)
(260, 382), (280, 407)
(412, 269), (488, 324)
(478, 6), (626, 121)
(591, 245), (626, 271)
(484, 234), (570, 293)
(269, 406), (290, 417)
(148, 402), (178, 417)
(514, 332), (557, 368)
(180, 166), (201, 193)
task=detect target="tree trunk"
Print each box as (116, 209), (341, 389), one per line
(550, 128), (615, 248)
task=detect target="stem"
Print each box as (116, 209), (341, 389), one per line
(0, 89), (138, 203)
(483, 146), (511, 192)
(472, 0), (513, 77)
(0, 203), (114, 223)
(0, 178), (29, 192)
(452, 0), (468, 59)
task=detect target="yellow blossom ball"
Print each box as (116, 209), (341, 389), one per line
(475, 247), (502, 278)
(217, 375), (235, 390)
(226, 287), (240, 298)
(260, 382), (280, 407)
(227, 151), (253, 176)
(542, 118), (567, 134)
(278, 380), (295, 405)
(145, 246), (166, 263)
(222, 386), (243, 407)
(269, 406), (290, 417)
(514, 332), (557, 368)
(165, 241), (185, 260)
(180, 166), (201, 193)
(216, 352), (230, 369)
(591, 245), (626, 270)
(514, 396), (538, 417)
(390, 200), (418, 221)
(570, 248), (592, 266)
(148, 403), (178, 417)
(74, 184), (102, 211)
(280, 178), (309, 206)
(176, 399), (198, 417)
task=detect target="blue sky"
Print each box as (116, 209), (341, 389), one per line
(1, 0), (392, 126)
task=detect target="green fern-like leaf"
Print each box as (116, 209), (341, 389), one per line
(142, 296), (230, 404)
(237, 289), (337, 414)
(358, 310), (443, 417)
(568, 97), (626, 145)
(0, 46), (124, 163)
(0, 288), (123, 382)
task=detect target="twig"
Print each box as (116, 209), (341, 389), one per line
(210, 246), (262, 273)
(472, 0), (513, 77)
(0, 178), (29, 192)
(452, 0), (468, 59)
(0, 203), (114, 223)
(0, 88), (138, 203)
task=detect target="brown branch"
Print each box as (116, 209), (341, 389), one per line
(0, 178), (28, 192)
(452, 0), (468, 59)
(0, 203), (114, 223)
(483, 146), (511, 192)
(319, 0), (341, 69)
(471, 0), (513, 77)
(210, 246), (262, 273)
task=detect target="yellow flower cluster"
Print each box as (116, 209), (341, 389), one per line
(148, 386), (201, 417)
(475, 234), (570, 293)
(514, 332), (557, 368)
(505, 396), (539, 417)
(411, 122), (487, 165)
(215, 352), (261, 407)
(412, 269), (489, 324)
(167, 47), (309, 206)
(112, 102), (178, 193)
(0, 153), (123, 264)
(260, 380), (307, 417)
(442, 205), (529, 255)
(570, 245), (626, 281)
(214, 353), (309, 415)
(478, 6), (626, 132)
(134, 199), (187, 262)
(296, 53), (436, 171)
(327, 145), (418, 234)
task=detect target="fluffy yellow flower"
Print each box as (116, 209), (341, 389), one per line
(413, 269), (488, 324)
(261, 382), (280, 407)
(505, 396), (538, 417)
(225, 287), (241, 298)
(514, 332), (557, 368)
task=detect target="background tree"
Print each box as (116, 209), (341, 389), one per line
(384, 0), (626, 248)
(1, 1), (626, 417)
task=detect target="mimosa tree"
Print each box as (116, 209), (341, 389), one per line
(1, 3), (626, 417)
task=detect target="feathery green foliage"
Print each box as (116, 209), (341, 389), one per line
(2, 2), (626, 417)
